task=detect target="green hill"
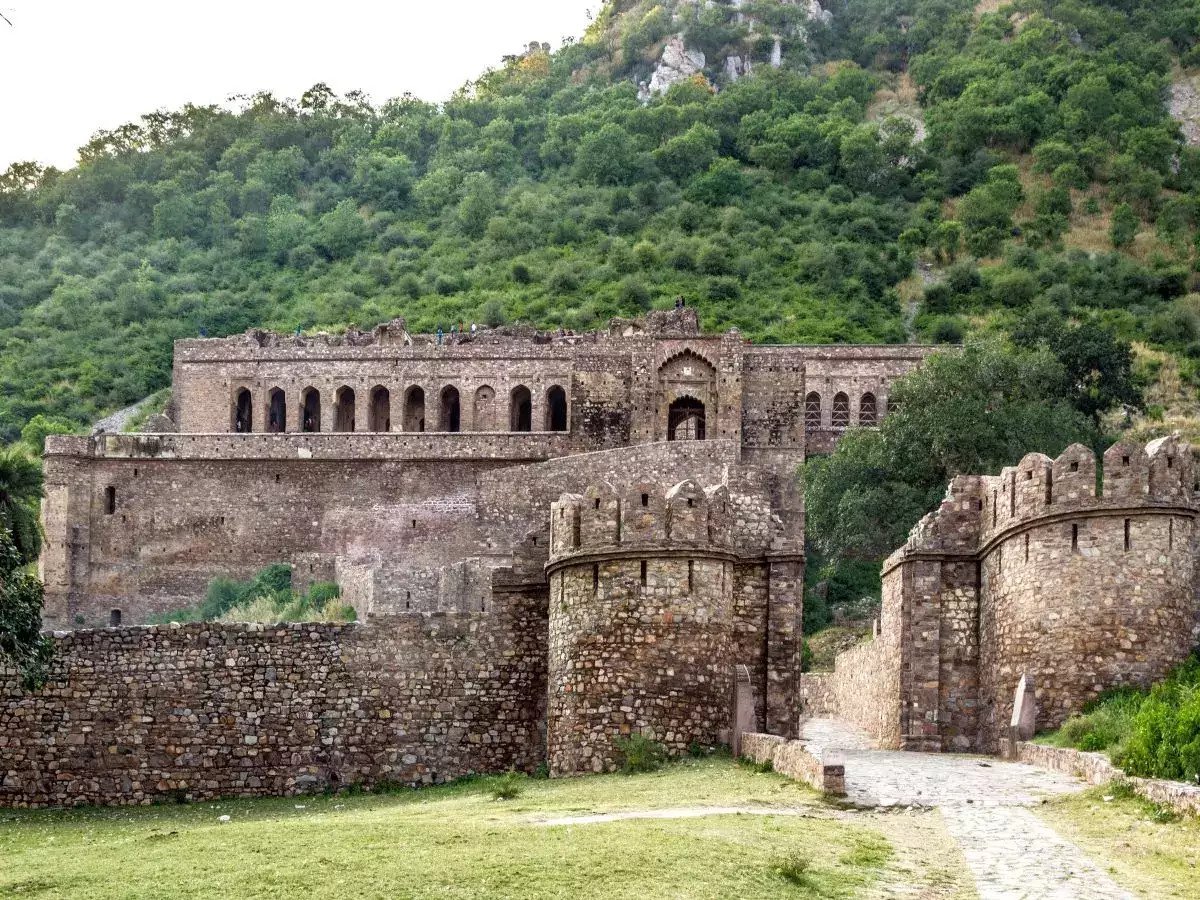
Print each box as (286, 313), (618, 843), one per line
(1, 0), (1199, 441)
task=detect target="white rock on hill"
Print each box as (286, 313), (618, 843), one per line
(640, 36), (707, 100)
(1170, 75), (1200, 147)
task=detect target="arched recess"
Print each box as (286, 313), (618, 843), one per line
(232, 388), (253, 433)
(301, 387), (321, 432)
(859, 392), (877, 426)
(474, 385), (495, 431)
(832, 392), (850, 428)
(545, 385), (567, 432)
(668, 396), (706, 441)
(439, 385), (461, 432)
(335, 386), (356, 432)
(369, 386), (390, 432)
(267, 388), (286, 433)
(403, 386), (425, 432)
(804, 392), (822, 430)
(658, 349), (717, 440)
(510, 385), (532, 432)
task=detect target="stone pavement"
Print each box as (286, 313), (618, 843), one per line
(800, 719), (1134, 900)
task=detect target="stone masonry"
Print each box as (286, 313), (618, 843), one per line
(815, 436), (1200, 754)
(0, 311), (933, 805)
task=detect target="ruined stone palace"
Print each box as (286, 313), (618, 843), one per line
(3, 310), (1198, 807)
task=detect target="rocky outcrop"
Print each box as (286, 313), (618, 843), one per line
(639, 36), (707, 101)
(1170, 75), (1200, 147)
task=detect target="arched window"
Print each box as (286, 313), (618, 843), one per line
(232, 388), (253, 433)
(859, 392), (877, 426)
(267, 388), (286, 433)
(804, 392), (822, 430)
(334, 387), (356, 432)
(369, 386), (390, 432)
(403, 386), (425, 432)
(510, 385), (532, 432)
(545, 385), (567, 432)
(301, 387), (321, 433)
(668, 397), (705, 441)
(439, 385), (461, 432)
(474, 385), (495, 431)
(832, 392), (850, 428)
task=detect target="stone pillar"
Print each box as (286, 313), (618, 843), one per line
(765, 557), (803, 738)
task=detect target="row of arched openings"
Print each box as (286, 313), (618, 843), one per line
(804, 392), (878, 430)
(233, 384), (568, 433)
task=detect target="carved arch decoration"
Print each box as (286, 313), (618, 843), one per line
(657, 348), (718, 441)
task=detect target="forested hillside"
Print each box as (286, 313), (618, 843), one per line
(1, 0), (1199, 443)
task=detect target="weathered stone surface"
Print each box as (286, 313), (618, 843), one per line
(819, 436), (1200, 755)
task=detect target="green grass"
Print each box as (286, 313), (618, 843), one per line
(0, 759), (897, 899)
(1037, 784), (1200, 899)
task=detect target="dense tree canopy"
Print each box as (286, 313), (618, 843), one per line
(0, 0), (1195, 442)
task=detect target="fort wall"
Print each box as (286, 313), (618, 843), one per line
(0, 607), (546, 808)
(819, 436), (1200, 753)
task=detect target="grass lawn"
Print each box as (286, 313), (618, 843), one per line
(1037, 785), (1200, 899)
(0, 758), (918, 899)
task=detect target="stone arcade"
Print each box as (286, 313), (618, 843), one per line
(2, 310), (1198, 807)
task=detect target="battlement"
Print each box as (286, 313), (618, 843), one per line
(548, 478), (735, 565)
(885, 435), (1199, 572)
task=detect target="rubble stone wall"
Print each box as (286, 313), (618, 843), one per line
(0, 607), (546, 808)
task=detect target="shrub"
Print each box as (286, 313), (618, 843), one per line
(614, 733), (668, 774)
(770, 851), (813, 885)
(490, 771), (524, 801)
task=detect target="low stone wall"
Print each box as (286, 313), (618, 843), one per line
(798, 673), (836, 716)
(739, 732), (846, 796)
(0, 611), (546, 808)
(1017, 742), (1200, 817)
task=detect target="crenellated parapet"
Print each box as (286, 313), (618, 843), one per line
(886, 435), (1199, 576)
(548, 478), (736, 569)
(844, 433), (1200, 756)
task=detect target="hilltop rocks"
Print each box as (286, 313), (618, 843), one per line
(640, 36), (707, 101)
(1170, 75), (1200, 147)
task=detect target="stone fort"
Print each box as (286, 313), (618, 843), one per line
(2, 309), (1198, 807)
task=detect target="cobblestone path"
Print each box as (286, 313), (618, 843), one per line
(801, 719), (1133, 900)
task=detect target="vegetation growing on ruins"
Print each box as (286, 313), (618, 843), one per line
(0, 1), (1199, 444)
(1042, 651), (1200, 784)
(144, 564), (355, 625)
(0, 757), (912, 899)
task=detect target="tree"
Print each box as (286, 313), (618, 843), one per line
(0, 529), (51, 691)
(804, 342), (1095, 563)
(0, 448), (42, 565)
(1110, 203), (1139, 249)
(653, 123), (719, 182)
(575, 124), (640, 186)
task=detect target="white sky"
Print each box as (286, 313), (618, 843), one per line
(0, 0), (601, 170)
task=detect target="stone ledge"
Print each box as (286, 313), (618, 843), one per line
(740, 732), (846, 796)
(1017, 742), (1200, 817)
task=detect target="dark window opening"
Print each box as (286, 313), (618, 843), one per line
(1045, 470), (1053, 505)
(1124, 519), (1131, 552)
(804, 392), (822, 430)
(1070, 461), (1079, 473)
(510, 385), (532, 432)
(109, 609), (121, 627)
(1122, 455), (1130, 466)
(268, 388), (286, 433)
(1024, 534), (1029, 562)
(641, 493), (649, 507)
(831, 393), (850, 429)
(301, 388), (321, 433)
(592, 564), (599, 596)
(1168, 456), (1175, 469)
(594, 498), (600, 510)
(369, 386), (391, 432)
(334, 386), (356, 432)
(640, 560), (647, 586)
(668, 397), (705, 441)
(1072, 524), (1079, 552)
(1170, 518), (1175, 550)
(546, 385), (568, 432)
(439, 385), (461, 432)
(403, 386), (425, 433)
(859, 393), (877, 426)
(104, 486), (116, 515)
(687, 560), (694, 593)
(233, 388), (253, 433)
